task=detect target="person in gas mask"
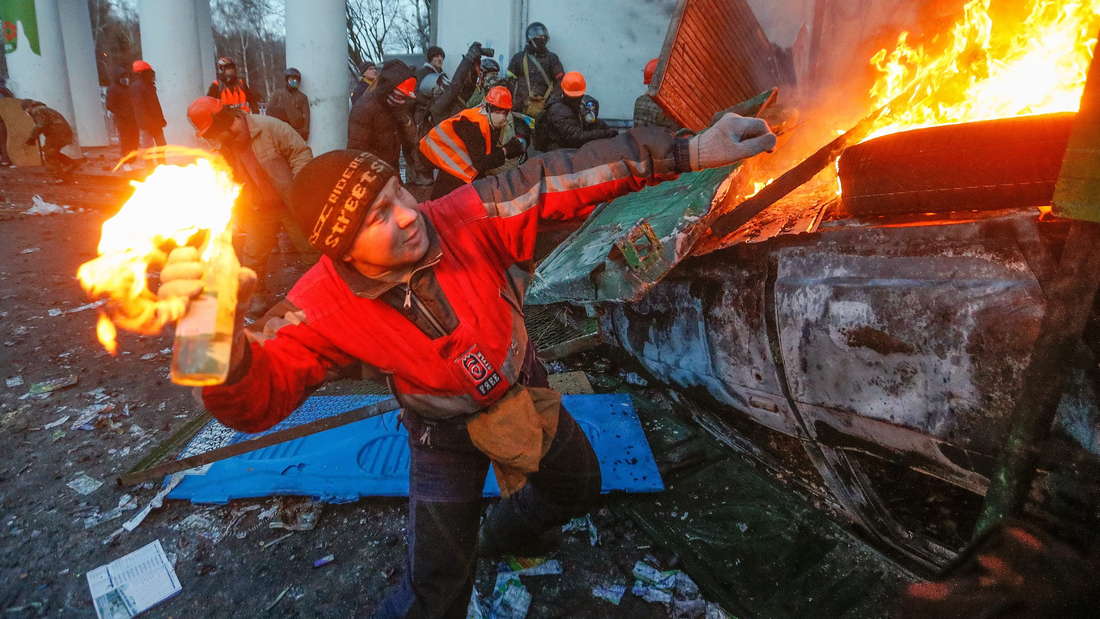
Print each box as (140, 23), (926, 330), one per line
(206, 56), (258, 113)
(466, 57), (502, 107)
(267, 67), (310, 141)
(539, 71), (617, 151)
(420, 85), (527, 199)
(507, 22), (564, 117)
(348, 59), (418, 173)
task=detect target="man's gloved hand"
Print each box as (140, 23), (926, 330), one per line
(503, 136), (526, 158)
(466, 42), (484, 62)
(157, 246), (257, 313)
(687, 113), (776, 171)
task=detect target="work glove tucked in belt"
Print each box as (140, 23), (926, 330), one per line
(466, 385), (561, 497)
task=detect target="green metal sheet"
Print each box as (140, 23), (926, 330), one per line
(527, 164), (735, 305)
(526, 89), (776, 306)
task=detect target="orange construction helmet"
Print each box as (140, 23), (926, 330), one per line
(132, 60), (153, 73)
(561, 71), (586, 97)
(484, 86), (513, 110)
(187, 96), (225, 137)
(644, 58), (659, 85)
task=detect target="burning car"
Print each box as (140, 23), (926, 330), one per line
(529, 0), (1100, 571)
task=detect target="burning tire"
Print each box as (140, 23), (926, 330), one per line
(838, 113), (1074, 217)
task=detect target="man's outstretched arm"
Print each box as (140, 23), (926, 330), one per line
(473, 113), (776, 264)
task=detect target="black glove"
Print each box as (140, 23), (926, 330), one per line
(502, 136), (526, 158)
(465, 42), (483, 62)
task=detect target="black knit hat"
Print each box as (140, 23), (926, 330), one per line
(290, 150), (396, 260)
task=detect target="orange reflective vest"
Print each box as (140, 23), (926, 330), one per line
(419, 107), (492, 184)
(213, 81), (252, 113)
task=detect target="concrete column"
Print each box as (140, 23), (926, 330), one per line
(58, 0), (108, 146)
(195, 0), (216, 87)
(5, 0), (81, 151)
(138, 0), (203, 145)
(285, 0), (348, 154)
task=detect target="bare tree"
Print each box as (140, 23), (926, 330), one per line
(211, 0), (285, 103)
(346, 0), (407, 69)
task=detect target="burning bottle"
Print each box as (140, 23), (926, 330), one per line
(170, 230), (240, 386)
(76, 150), (242, 386)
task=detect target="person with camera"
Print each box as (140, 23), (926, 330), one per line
(428, 41), (497, 127)
(159, 106), (776, 617)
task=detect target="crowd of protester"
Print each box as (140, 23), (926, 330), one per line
(1, 21), (678, 313)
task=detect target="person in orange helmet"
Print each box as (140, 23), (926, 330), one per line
(420, 85), (528, 199)
(129, 60), (167, 158)
(539, 71), (617, 151)
(633, 57), (681, 132)
(206, 56), (257, 113)
(187, 95), (315, 315)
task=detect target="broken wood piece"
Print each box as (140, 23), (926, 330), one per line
(117, 397), (400, 486)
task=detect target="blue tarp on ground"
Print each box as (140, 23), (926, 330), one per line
(169, 393), (663, 504)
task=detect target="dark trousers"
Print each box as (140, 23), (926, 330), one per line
(117, 118), (139, 161)
(375, 403), (602, 617)
(139, 126), (166, 164)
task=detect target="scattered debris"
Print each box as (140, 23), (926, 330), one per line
(260, 532), (294, 550)
(629, 559), (712, 612)
(264, 586), (291, 613)
(592, 584), (627, 605)
(25, 195), (74, 215)
(43, 414), (71, 430)
(499, 558), (562, 577)
(487, 572), (531, 618)
(67, 473), (104, 496)
(5, 376), (23, 388)
(64, 300), (107, 314)
(28, 373), (79, 394)
(122, 473), (186, 532)
(269, 497), (323, 531)
(623, 372), (649, 387)
(70, 403), (117, 430)
(562, 514), (599, 546)
(175, 513), (224, 543)
(86, 540), (181, 619)
(139, 353), (156, 361)
(83, 495), (139, 530)
(312, 554), (335, 568)
(19, 247), (40, 254)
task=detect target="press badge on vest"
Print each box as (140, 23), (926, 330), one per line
(456, 345), (502, 396)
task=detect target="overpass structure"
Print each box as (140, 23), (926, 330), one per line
(2, 0), (348, 156)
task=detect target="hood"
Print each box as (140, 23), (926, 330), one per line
(374, 59), (414, 94)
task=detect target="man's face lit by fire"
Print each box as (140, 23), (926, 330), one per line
(342, 177), (428, 277)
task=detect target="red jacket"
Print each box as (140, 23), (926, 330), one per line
(202, 128), (689, 432)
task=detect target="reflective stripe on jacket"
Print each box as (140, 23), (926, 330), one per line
(211, 81), (252, 113)
(419, 107), (492, 184)
(201, 127), (688, 432)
